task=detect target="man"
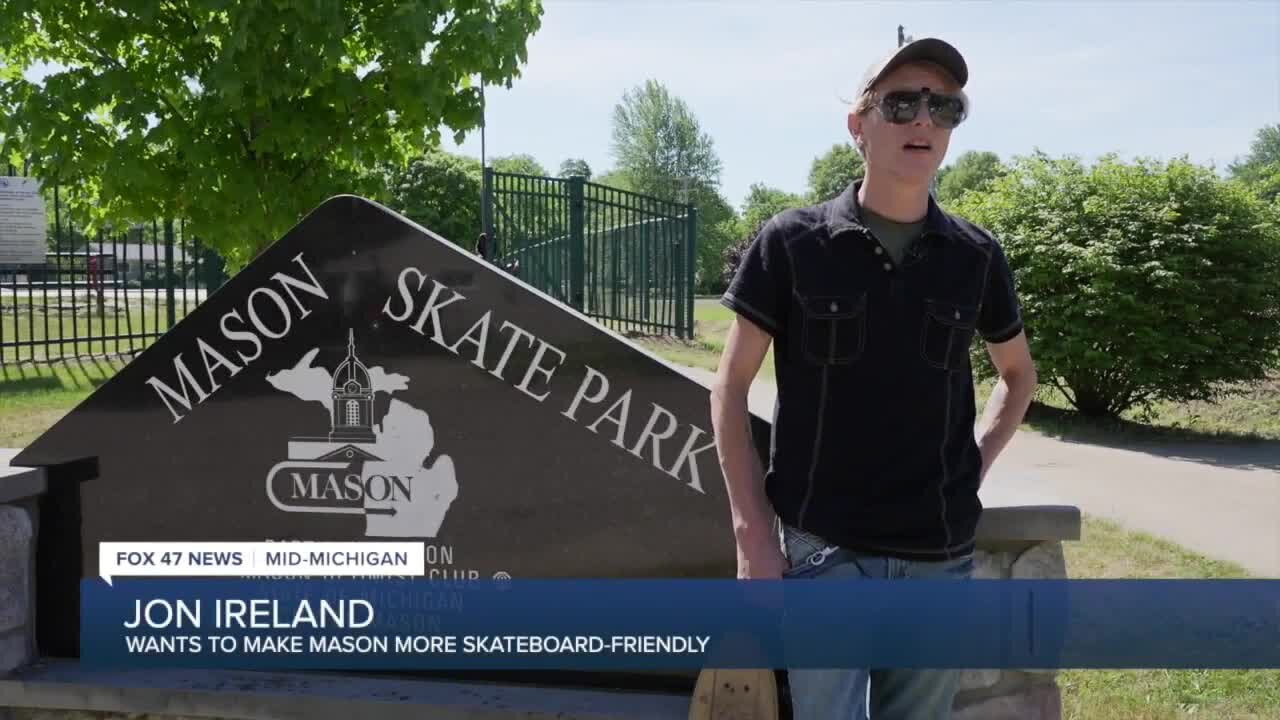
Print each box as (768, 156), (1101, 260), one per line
(709, 37), (1038, 719)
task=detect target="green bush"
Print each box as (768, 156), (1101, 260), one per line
(951, 152), (1280, 417)
(389, 150), (483, 248)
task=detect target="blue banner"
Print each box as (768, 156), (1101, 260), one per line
(81, 578), (1280, 670)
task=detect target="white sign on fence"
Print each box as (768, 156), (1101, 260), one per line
(0, 176), (48, 265)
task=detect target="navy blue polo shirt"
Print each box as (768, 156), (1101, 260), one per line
(721, 181), (1024, 561)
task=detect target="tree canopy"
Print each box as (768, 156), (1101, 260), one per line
(935, 150), (1006, 205)
(1228, 123), (1280, 204)
(807, 143), (863, 202)
(740, 183), (805, 232)
(491, 153), (547, 176)
(609, 79), (723, 201)
(390, 148), (482, 248)
(0, 0), (543, 270)
(608, 78), (733, 292)
(558, 157), (592, 179)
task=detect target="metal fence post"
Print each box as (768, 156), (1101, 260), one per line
(164, 218), (175, 329)
(568, 176), (585, 311)
(673, 235), (685, 340)
(685, 207), (698, 340)
(481, 167), (494, 257)
(54, 183), (65, 359)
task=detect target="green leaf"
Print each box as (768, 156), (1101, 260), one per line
(4, 0), (544, 269)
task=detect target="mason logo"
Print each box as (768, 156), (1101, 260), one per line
(264, 330), (458, 537)
(286, 470), (412, 506)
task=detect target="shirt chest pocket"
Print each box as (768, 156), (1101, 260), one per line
(920, 299), (978, 370)
(799, 293), (867, 365)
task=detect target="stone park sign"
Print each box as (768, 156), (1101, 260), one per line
(12, 195), (770, 657)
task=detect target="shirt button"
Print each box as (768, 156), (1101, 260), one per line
(874, 246), (883, 255)
(829, 301), (839, 312)
(883, 262), (892, 271)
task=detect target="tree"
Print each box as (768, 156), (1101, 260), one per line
(608, 79), (734, 292)
(490, 153), (547, 176)
(389, 149), (482, 248)
(0, 0), (543, 272)
(692, 189), (738, 294)
(721, 218), (766, 292)
(610, 79), (723, 201)
(1244, 165), (1280, 207)
(1229, 124), (1280, 203)
(935, 150), (1006, 205)
(741, 183), (805, 234)
(559, 158), (592, 179)
(807, 143), (864, 203)
(719, 184), (806, 290)
(951, 152), (1280, 418)
(590, 168), (633, 191)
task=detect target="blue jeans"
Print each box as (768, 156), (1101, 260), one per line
(780, 524), (974, 720)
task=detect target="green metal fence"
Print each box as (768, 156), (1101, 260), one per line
(482, 169), (696, 339)
(1, 162), (226, 365)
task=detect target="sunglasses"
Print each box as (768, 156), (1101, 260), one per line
(877, 88), (967, 129)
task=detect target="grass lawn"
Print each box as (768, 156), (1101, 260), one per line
(636, 298), (777, 379)
(1060, 515), (1278, 719)
(2, 302), (1277, 719)
(0, 358), (129, 448)
(1008, 376), (1280, 445)
(1, 296), (188, 364)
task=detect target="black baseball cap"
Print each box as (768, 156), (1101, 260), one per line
(858, 37), (968, 96)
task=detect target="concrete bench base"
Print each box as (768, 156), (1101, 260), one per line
(1, 451), (1082, 720)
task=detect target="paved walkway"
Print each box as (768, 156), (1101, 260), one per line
(682, 367), (1280, 578)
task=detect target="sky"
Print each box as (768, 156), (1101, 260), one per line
(444, 0), (1280, 211)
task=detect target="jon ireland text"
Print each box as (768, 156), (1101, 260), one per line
(124, 598), (374, 629)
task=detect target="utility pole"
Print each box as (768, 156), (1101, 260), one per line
(898, 25), (913, 47)
(478, 78), (491, 262)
